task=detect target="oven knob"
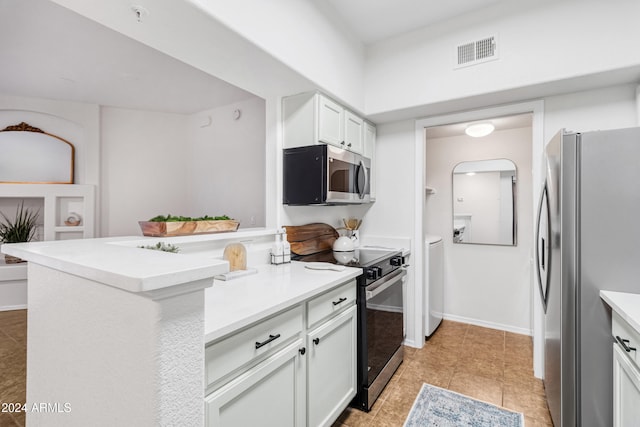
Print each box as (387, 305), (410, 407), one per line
(366, 267), (381, 280)
(390, 256), (404, 267)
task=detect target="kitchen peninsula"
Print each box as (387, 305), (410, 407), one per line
(2, 230), (361, 427)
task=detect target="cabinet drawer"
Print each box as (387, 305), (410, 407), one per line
(307, 279), (356, 328)
(205, 306), (303, 389)
(612, 311), (640, 367)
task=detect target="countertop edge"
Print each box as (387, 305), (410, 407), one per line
(600, 290), (640, 334)
(1, 237), (230, 293)
(204, 266), (361, 343)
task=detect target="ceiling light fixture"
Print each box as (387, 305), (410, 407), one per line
(465, 122), (495, 138)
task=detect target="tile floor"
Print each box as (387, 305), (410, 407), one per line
(0, 311), (551, 427)
(334, 320), (553, 426)
(0, 309), (27, 427)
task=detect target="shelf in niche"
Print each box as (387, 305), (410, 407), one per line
(54, 226), (85, 233)
(0, 257), (28, 281)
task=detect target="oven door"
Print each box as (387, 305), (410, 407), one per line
(365, 268), (406, 391)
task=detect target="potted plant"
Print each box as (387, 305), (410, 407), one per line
(0, 201), (40, 264)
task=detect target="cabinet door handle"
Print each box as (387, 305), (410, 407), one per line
(313, 338), (320, 345)
(299, 347), (306, 355)
(347, 143), (352, 147)
(341, 141), (346, 145)
(332, 297), (347, 306)
(255, 333), (281, 349)
(616, 335), (636, 352)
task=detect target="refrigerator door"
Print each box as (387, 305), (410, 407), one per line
(577, 127), (640, 427)
(542, 130), (579, 427)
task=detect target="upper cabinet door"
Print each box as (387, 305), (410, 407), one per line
(343, 110), (363, 154)
(317, 95), (344, 147)
(364, 122), (376, 200)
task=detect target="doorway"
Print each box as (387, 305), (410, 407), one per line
(413, 101), (544, 378)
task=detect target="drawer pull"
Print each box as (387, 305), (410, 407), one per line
(332, 297), (348, 306)
(313, 338), (320, 345)
(255, 334), (281, 349)
(616, 335), (637, 353)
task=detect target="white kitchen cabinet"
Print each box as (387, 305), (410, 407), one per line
(206, 340), (306, 427)
(283, 92), (368, 155)
(613, 343), (640, 426)
(205, 306), (303, 388)
(363, 121), (376, 201)
(205, 278), (358, 427)
(343, 110), (363, 154)
(611, 310), (640, 427)
(307, 305), (357, 427)
(317, 95), (344, 147)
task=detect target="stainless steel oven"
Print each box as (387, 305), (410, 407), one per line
(354, 262), (406, 411)
(291, 247), (405, 411)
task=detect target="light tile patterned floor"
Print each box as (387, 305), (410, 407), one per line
(0, 311), (551, 427)
(334, 320), (553, 426)
(0, 310), (27, 427)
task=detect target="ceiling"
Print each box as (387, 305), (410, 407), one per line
(425, 113), (532, 139)
(323, 0), (511, 45)
(0, 0), (256, 114)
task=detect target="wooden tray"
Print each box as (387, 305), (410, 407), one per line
(138, 220), (239, 237)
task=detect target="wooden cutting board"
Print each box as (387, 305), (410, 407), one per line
(284, 223), (339, 255)
(223, 243), (247, 271)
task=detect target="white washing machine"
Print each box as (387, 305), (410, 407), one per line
(424, 235), (443, 338)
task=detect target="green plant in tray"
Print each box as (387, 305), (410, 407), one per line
(148, 214), (232, 222)
(138, 242), (180, 253)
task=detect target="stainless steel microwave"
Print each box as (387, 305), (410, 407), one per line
(283, 144), (371, 205)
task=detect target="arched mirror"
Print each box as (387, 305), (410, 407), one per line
(452, 159), (517, 246)
(0, 122), (74, 183)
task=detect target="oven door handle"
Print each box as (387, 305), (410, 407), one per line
(365, 269), (406, 300)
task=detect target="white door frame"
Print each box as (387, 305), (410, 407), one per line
(413, 100), (545, 378)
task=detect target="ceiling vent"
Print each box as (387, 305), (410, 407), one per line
(454, 35), (498, 69)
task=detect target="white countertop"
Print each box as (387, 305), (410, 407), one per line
(204, 261), (361, 343)
(601, 290), (640, 334)
(1, 236), (229, 293)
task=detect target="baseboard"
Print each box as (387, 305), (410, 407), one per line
(443, 313), (532, 336)
(0, 304), (27, 312)
(403, 338), (420, 349)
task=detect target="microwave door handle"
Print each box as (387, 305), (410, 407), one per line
(358, 159), (369, 199)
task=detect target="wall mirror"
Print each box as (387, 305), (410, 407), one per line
(452, 159), (517, 246)
(0, 122), (74, 184)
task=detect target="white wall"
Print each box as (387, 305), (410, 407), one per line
(544, 84), (639, 140)
(359, 120), (416, 238)
(100, 107), (189, 236)
(190, 0), (365, 110)
(425, 127), (533, 334)
(365, 1), (640, 116)
(187, 97), (266, 228)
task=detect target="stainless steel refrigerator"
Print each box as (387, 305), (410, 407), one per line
(536, 127), (640, 427)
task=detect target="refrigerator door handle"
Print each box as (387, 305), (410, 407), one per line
(536, 181), (552, 313)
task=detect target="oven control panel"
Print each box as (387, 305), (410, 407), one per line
(390, 255), (404, 267)
(366, 266), (382, 281)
